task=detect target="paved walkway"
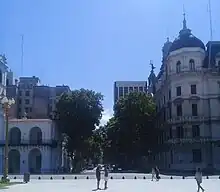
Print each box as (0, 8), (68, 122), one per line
(2, 179), (220, 192)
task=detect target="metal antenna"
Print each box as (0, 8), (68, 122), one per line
(21, 34), (24, 76)
(208, 0), (213, 40)
(207, 0), (213, 68)
(183, 4), (186, 17)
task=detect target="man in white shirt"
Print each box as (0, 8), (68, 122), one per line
(195, 168), (205, 192)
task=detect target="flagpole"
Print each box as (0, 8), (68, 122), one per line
(207, 0), (213, 68)
(21, 34), (24, 76)
(208, 0), (213, 41)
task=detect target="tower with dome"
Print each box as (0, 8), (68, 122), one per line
(150, 15), (220, 172)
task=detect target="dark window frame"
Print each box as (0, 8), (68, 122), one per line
(25, 90), (30, 97)
(176, 86), (181, 96)
(192, 104), (198, 116)
(191, 84), (197, 94)
(25, 99), (30, 105)
(192, 149), (202, 163)
(176, 61), (181, 73)
(176, 104), (182, 116)
(192, 125), (200, 138)
(189, 59), (195, 71)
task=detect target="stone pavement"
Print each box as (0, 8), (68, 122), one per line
(2, 179), (220, 192)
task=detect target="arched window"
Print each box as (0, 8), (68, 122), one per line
(0, 70), (2, 84)
(189, 59), (195, 71)
(176, 61), (181, 73)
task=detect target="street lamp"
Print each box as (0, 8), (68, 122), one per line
(1, 97), (15, 182)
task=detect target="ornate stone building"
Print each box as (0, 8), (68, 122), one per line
(150, 16), (220, 172)
(0, 119), (61, 174)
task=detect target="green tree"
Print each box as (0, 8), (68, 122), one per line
(106, 91), (157, 169)
(55, 89), (103, 171)
(87, 126), (108, 165)
(103, 117), (121, 164)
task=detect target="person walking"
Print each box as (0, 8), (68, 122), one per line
(155, 166), (160, 181)
(103, 165), (109, 190)
(195, 168), (205, 192)
(96, 165), (101, 190)
(151, 167), (156, 181)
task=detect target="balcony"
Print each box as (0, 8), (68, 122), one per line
(0, 139), (58, 147)
(167, 116), (220, 124)
(168, 68), (220, 77)
(165, 136), (220, 144)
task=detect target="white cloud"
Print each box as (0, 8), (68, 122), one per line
(100, 109), (113, 126)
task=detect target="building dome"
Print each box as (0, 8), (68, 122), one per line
(169, 15), (205, 53)
(169, 33), (205, 53)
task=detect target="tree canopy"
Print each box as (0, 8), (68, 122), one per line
(104, 92), (158, 169)
(55, 89), (104, 166)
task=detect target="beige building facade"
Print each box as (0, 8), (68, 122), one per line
(151, 17), (220, 172)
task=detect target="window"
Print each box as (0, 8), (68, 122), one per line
(192, 104), (198, 116)
(169, 106), (172, 118)
(191, 84), (197, 94)
(25, 90), (30, 96)
(176, 104), (182, 116)
(163, 111), (166, 121)
(129, 87), (133, 92)
(29, 107), (32, 112)
(177, 126), (184, 138)
(134, 87), (138, 92)
(25, 99), (30, 105)
(163, 96), (166, 104)
(176, 61), (181, 73)
(189, 59), (195, 71)
(169, 127), (173, 139)
(19, 91), (22, 96)
(18, 99), (22, 104)
(192, 149), (202, 163)
(218, 61), (220, 67)
(119, 87), (123, 97)
(170, 150), (173, 164)
(168, 90), (171, 100)
(192, 125), (200, 138)
(114, 87), (118, 102)
(6, 79), (9, 86)
(124, 87), (128, 95)
(176, 86), (181, 96)
(139, 87), (143, 92)
(25, 107), (29, 113)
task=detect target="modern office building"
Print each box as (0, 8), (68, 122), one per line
(149, 16), (220, 172)
(113, 81), (148, 104)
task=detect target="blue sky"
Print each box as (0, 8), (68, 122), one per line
(0, 0), (220, 123)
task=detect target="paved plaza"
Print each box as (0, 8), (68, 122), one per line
(2, 179), (220, 192)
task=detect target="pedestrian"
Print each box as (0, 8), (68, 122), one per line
(96, 165), (101, 190)
(195, 168), (205, 192)
(103, 165), (109, 189)
(151, 167), (156, 181)
(155, 166), (160, 181)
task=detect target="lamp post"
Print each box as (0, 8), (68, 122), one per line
(1, 97), (15, 182)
